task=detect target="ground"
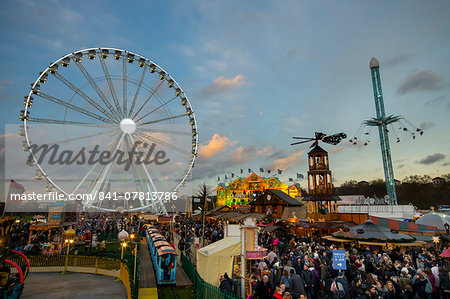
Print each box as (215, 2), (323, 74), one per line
(21, 272), (127, 299)
(158, 286), (195, 299)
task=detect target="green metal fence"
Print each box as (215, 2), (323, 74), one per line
(181, 253), (241, 299)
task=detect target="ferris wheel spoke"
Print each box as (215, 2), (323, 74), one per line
(27, 117), (115, 128)
(38, 92), (114, 124)
(122, 58), (127, 116)
(128, 66), (147, 118)
(136, 127), (191, 136)
(132, 80), (164, 119)
(98, 55), (123, 118)
(167, 159), (187, 177)
(73, 60), (121, 121)
(48, 129), (118, 145)
(139, 114), (186, 126)
(72, 131), (117, 194)
(137, 96), (178, 122)
(72, 163), (99, 194)
(134, 132), (190, 156)
(52, 72), (118, 121)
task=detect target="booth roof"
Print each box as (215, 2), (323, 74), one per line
(197, 237), (240, 257)
(416, 212), (450, 230)
(333, 221), (415, 241)
(212, 212), (245, 220)
(234, 212), (266, 222)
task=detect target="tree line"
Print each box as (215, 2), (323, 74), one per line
(333, 174), (450, 209)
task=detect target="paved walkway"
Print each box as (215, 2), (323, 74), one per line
(21, 272), (127, 299)
(175, 263), (193, 288)
(138, 237), (158, 299)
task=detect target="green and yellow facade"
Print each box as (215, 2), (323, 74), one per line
(216, 172), (301, 207)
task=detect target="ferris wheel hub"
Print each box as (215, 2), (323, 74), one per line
(120, 118), (136, 134)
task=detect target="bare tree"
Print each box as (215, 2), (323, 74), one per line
(195, 183), (212, 247)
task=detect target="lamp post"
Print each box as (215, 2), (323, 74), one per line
(120, 242), (127, 260)
(62, 239), (73, 274)
(130, 233), (137, 282)
(118, 229), (129, 262)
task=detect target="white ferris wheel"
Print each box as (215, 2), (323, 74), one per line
(20, 48), (198, 215)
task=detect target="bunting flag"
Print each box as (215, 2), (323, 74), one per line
(260, 168), (264, 172)
(240, 169), (243, 174)
(297, 173), (304, 179)
(232, 173), (235, 178)
(225, 175), (228, 180)
(248, 169), (251, 173)
(218, 176), (220, 181)
(289, 178), (293, 182)
(278, 169), (282, 175)
(267, 170), (271, 174)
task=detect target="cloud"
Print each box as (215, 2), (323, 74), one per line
(426, 95), (446, 106)
(425, 95), (450, 110)
(269, 150), (304, 170)
(0, 80), (13, 91)
(396, 70), (443, 95)
(419, 122), (434, 130)
(230, 146), (252, 164)
(197, 133), (236, 160)
(418, 153), (445, 165)
(194, 74), (247, 99)
(385, 53), (412, 67)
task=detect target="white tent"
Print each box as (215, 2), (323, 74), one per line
(196, 237), (241, 287)
(416, 212), (450, 230)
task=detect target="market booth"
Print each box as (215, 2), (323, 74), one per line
(196, 237), (241, 287)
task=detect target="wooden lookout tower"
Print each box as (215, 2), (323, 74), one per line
(303, 145), (341, 221)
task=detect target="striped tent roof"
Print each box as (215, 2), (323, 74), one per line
(370, 216), (437, 232)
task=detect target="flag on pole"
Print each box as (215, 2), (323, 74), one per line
(297, 173), (304, 179)
(248, 169), (251, 173)
(260, 168), (264, 172)
(232, 173), (235, 178)
(267, 170), (271, 174)
(289, 178), (293, 182)
(225, 175), (228, 180)
(240, 169), (243, 174)
(218, 176), (220, 181)
(278, 169), (282, 174)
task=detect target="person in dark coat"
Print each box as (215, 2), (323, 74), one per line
(254, 275), (272, 299)
(219, 273), (233, 294)
(301, 264), (312, 298)
(289, 269), (305, 299)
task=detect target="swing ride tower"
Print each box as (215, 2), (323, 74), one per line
(365, 57), (399, 205)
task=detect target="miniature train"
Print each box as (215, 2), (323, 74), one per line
(144, 225), (177, 285)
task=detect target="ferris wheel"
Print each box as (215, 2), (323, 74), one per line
(20, 47), (198, 214)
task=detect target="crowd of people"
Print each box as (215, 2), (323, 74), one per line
(243, 232), (450, 299)
(6, 214), (450, 299)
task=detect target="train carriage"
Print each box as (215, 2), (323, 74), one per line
(144, 226), (177, 285)
(151, 241), (171, 263)
(155, 246), (177, 285)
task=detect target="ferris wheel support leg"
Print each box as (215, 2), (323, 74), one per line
(123, 137), (148, 210)
(86, 133), (125, 208)
(127, 135), (168, 216)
